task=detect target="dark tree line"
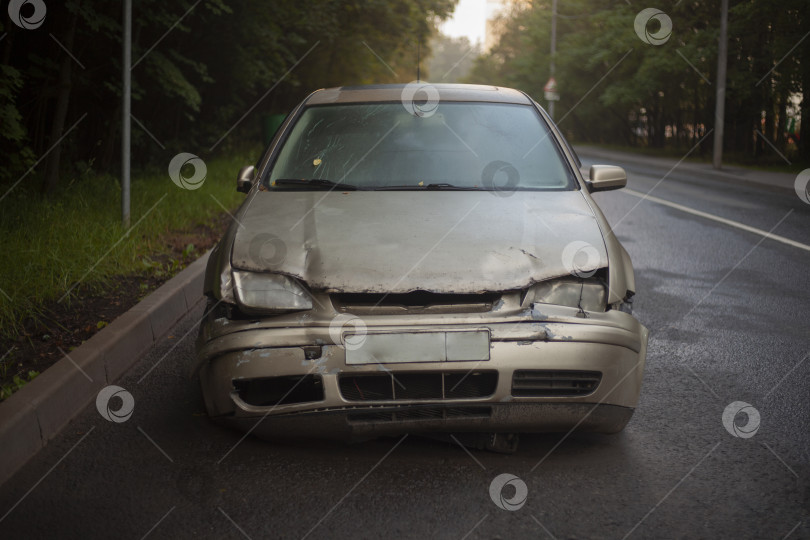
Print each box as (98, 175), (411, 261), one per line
(469, 0), (809, 164)
(0, 0), (455, 194)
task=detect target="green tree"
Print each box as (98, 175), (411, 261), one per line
(427, 33), (480, 83)
(0, 0), (457, 196)
(467, 0), (809, 164)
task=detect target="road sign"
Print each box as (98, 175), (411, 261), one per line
(544, 77), (559, 101)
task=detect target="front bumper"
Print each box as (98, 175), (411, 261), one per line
(197, 302), (648, 438)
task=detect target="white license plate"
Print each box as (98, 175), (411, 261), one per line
(344, 330), (490, 365)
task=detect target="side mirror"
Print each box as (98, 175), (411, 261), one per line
(236, 165), (256, 193)
(587, 165), (627, 192)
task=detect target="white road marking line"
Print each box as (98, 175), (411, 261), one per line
(622, 188), (810, 253)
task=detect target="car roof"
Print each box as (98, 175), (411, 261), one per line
(305, 83), (533, 106)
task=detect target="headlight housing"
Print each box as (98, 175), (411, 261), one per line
(232, 271), (313, 315)
(523, 278), (607, 312)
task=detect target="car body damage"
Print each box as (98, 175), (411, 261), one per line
(229, 191), (609, 294)
(196, 83), (649, 443)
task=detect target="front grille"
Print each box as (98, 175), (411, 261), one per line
(234, 375), (324, 406)
(511, 370), (601, 397)
(331, 291), (500, 315)
(339, 371), (498, 402)
(347, 406), (492, 423)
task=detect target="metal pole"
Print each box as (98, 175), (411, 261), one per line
(549, 0), (557, 120)
(712, 0), (728, 169)
(122, 0), (131, 227)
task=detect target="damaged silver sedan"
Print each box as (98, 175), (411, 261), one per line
(196, 83), (648, 449)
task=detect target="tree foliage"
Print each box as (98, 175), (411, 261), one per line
(0, 0), (455, 192)
(467, 0), (808, 164)
(427, 33), (480, 83)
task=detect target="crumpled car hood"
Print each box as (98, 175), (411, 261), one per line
(231, 191), (607, 294)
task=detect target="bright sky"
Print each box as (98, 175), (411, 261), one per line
(440, 0), (492, 46)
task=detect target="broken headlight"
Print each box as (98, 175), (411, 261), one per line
(232, 271), (313, 315)
(523, 278), (607, 312)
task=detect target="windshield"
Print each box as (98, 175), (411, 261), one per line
(265, 102), (575, 191)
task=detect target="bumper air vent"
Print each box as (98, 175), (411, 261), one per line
(511, 370), (601, 397)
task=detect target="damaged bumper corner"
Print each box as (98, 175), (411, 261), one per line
(195, 302), (648, 438)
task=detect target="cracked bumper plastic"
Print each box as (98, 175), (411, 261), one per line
(196, 305), (648, 437)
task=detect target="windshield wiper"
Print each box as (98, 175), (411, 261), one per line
(375, 183), (481, 191)
(272, 179), (482, 191)
(272, 178), (360, 190)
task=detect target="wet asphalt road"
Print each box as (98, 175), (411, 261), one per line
(1, 154), (809, 539)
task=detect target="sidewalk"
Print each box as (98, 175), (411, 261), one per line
(574, 145), (798, 193)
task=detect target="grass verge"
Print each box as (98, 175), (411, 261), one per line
(0, 148), (258, 340)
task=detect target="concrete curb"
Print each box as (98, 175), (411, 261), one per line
(575, 145), (797, 194)
(0, 251), (211, 486)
